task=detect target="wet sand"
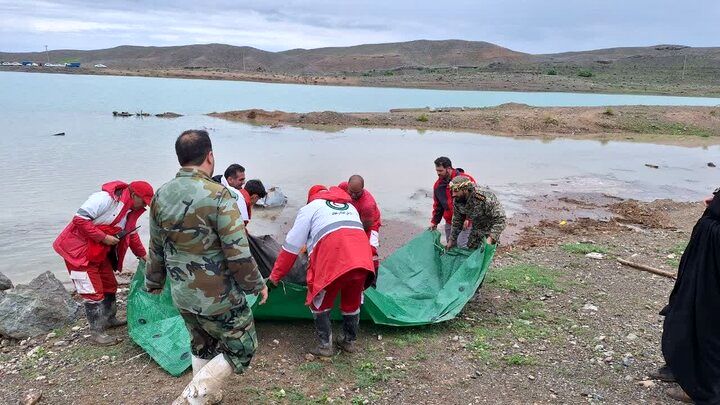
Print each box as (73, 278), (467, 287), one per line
(211, 104), (720, 146)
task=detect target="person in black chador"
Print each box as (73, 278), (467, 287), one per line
(655, 188), (720, 403)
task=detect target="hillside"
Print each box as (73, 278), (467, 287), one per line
(3, 40), (720, 96)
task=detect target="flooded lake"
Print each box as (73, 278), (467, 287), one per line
(0, 72), (718, 283)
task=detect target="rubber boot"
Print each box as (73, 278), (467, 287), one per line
(192, 355), (211, 377)
(172, 354), (232, 405)
(84, 301), (120, 346)
(650, 364), (676, 382)
(103, 293), (127, 328)
(309, 311), (334, 357)
(336, 313), (360, 353)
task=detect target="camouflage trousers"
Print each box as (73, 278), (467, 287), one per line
(179, 305), (258, 374)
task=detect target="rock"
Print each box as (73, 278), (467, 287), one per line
(0, 272), (12, 291)
(305, 353), (315, 361)
(0, 272), (81, 339)
(527, 375), (535, 381)
(626, 333), (638, 341)
(27, 347), (42, 357)
(53, 340), (68, 347)
(45, 332), (56, 340)
(21, 390), (42, 405)
(71, 326), (81, 332)
(582, 304), (599, 312)
(585, 252), (604, 260)
(637, 380), (656, 388)
(101, 355), (110, 361)
(622, 353), (635, 367)
(709, 162), (716, 168)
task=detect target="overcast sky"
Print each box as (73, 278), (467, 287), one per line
(1, 0), (718, 54)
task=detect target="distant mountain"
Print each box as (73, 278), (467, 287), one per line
(2, 40), (719, 74)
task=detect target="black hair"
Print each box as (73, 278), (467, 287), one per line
(434, 156), (452, 168)
(224, 164), (245, 179)
(175, 130), (212, 166)
(244, 179), (267, 198)
(348, 174), (364, 187)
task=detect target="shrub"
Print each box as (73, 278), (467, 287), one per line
(578, 69), (593, 78)
(417, 114), (429, 122)
(602, 107), (615, 116)
(546, 69), (558, 75)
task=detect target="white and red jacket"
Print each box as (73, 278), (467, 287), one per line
(269, 187), (375, 305)
(53, 181), (146, 270)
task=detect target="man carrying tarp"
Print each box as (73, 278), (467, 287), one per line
(339, 175), (382, 270)
(429, 156), (475, 247)
(53, 180), (153, 345)
(446, 176), (506, 250)
(268, 185), (375, 357)
(145, 130), (268, 404)
(655, 187), (720, 404)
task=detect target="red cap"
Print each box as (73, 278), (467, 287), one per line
(129, 181), (154, 205)
(307, 184), (327, 203)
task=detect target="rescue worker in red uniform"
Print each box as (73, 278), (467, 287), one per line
(269, 185), (375, 357)
(429, 156), (475, 247)
(338, 175), (382, 270)
(53, 181), (153, 345)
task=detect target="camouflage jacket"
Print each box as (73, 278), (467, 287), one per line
(450, 186), (506, 249)
(145, 168), (264, 315)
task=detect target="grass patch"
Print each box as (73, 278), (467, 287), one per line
(620, 118), (714, 137)
(602, 107), (615, 116)
(391, 331), (426, 348)
(666, 242), (687, 268)
(486, 264), (559, 292)
(298, 361), (324, 373)
(545, 69), (558, 75)
(416, 113), (429, 122)
(543, 115), (559, 126)
(355, 361), (392, 389)
(561, 242), (608, 255)
(504, 354), (538, 366)
(578, 69), (594, 78)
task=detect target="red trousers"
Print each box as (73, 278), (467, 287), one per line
(310, 269), (369, 315)
(65, 258), (117, 302)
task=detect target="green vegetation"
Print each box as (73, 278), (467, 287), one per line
(383, 70), (394, 76)
(416, 113), (429, 122)
(486, 264), (560, 292)
(561, 242), (609, 255)
(545, 69), (558, 75)
(666, 242), (687, 268)
(602, 107), (615, 116)
(578, 69), (594, 78)
(620, 118), (714, 137)
(543, 115), (559, 126)
(504, 354), (538, 366)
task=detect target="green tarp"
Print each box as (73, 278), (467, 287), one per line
(127, 231), (495, 375)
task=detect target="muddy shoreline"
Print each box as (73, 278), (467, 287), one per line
(4, 66), (720, 98)
(210, 104), (720, 146)
(0, 195), (706, 403)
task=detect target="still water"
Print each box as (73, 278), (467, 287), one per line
(2, 71), (720, 115)
(0, 72), (718, 283)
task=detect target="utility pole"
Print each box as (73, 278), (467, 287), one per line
(45, 45), (49, 64)
(681, 54), (687, 81)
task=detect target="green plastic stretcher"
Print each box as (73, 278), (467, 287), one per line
(127, 231), (496, 376)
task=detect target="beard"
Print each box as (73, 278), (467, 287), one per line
(455, 195), (467, 204)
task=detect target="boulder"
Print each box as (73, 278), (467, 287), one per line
(0, 272), (81, 339)
(0, 272), (12, 290)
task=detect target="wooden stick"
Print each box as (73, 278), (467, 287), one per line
(617, 258), (677, 280)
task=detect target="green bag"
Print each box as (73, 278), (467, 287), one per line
(126, 261), (191, 377)
(127, 231), (495, 375)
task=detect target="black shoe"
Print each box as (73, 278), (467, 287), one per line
(650, 365), (676, 382)
(336, 314), (359, 353)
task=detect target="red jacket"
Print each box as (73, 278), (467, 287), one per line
(338, 182), (382, 234)
(53, 181), (147, 270)
(431, 168), (475, 225)
(270, 186), (374, 304)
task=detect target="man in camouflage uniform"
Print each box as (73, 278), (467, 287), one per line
(145, 129), (268, 405)
(446, 176), (506, 250)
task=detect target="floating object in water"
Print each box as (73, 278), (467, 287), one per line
(645, 163), (659, 169)
(709, 162), (717, 168)
(155, 112), (183, 118)
(112, 111), (132, 117)
(52, 132), (65, 136)
(136, 111), (150, 117)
